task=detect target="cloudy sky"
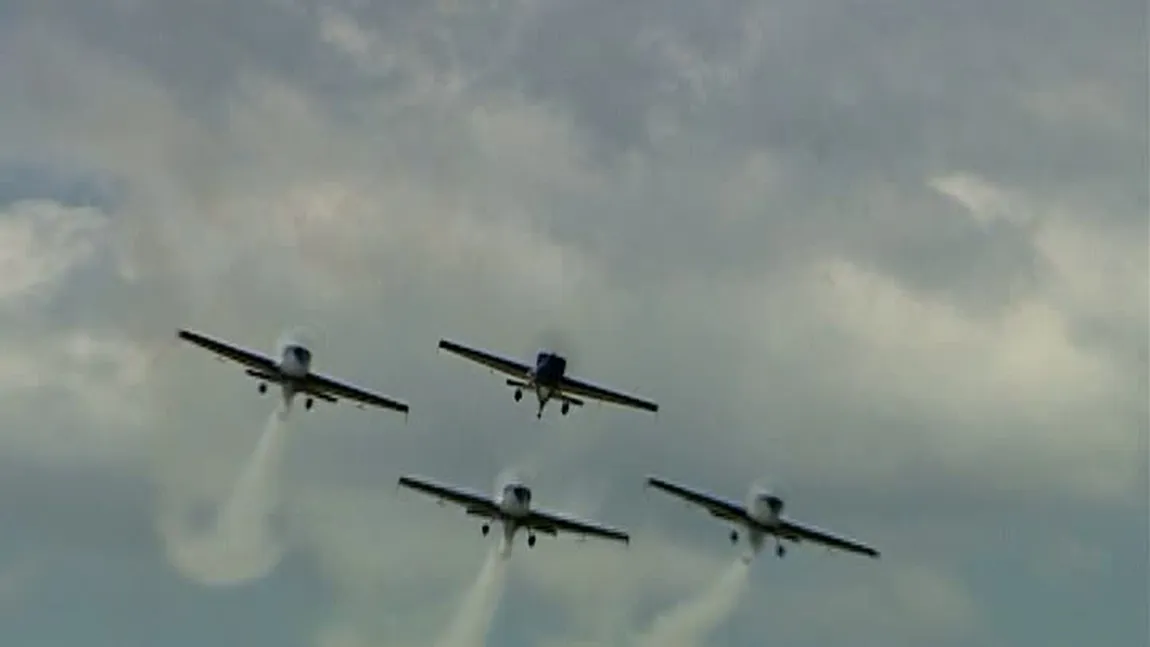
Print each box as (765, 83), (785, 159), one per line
(0, 0), (1146, 645)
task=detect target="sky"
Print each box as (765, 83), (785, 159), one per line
(0, 1), (1146, 646)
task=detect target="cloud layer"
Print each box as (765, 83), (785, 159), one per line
(0, 1), (1145, 646)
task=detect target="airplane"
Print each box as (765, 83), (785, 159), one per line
(176, 328), (410, 416)
(437, 338), (659, 419)
(397, 473), (630, 553)
(645, 475), (880, 561)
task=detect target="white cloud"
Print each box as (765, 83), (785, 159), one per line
(0, 200), (108, 305)
(0, 3), (1143, 647)
(930, 173), (1038, 228)
(768, 561), (981, 646)
(0, 329), (156, 460)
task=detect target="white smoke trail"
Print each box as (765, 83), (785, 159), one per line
(433, 546), (511, 647)
(159, 406), (290, 585)
(633, 558), (751, 647)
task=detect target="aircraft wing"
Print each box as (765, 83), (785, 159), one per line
(397, 475), (500, 518)
(438, 339), (532, 378)
(177, 329), (278, 372)
(776, 519), (880, 558)
(303, 373), (410, 414)
(645, 476), (745, 523)
(560, 376), (659, 413)
(523, 508), (630, 545)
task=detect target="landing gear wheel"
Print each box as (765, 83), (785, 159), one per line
(481, 524), (490, 536)
(729, 530), (739, 544)
(513, 389), (523, 402)
(561, 402), (570, 415)
(527, 534), (536, 548)
(258, 383), (267, 394)
(776, 544), (786, 558)
(305, 397), (314, 410)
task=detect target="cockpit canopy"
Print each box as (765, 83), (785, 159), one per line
(534, 352), (567, 380)
(761, 493), (784, 513)
(507, 483), (532, 505)
(287, 345), (312, 365)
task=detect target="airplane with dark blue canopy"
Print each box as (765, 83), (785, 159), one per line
(437, 339), (659, 419)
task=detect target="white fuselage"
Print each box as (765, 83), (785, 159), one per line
(496, 482), (532, 519)
(275, 343), (312, 409)
(740, 488), (785, 556)
(489, 482), (535, 553)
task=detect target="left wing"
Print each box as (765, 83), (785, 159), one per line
(438, 339), (532, 379)
(303, 373), (410, 415)
(560, 375), (658, 413)
(397, 475), (500, 519)
(177, 329), (278, 372)
(645, 476), (745, 522)
(775, 519), (880, 558)
(524, 509), (630, 545)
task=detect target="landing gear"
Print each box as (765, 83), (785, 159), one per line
(729, 530), (739, 544)
(304, 397), (314, 410)
(775, 544), (786, 558)
(258, 383), (267, 394)
(481, 524), (490, 536)
(561, 402), (570, 416)
(513, 389), (523, 402)
(536, 408), (543, 419)
(527, 533), (536, 548)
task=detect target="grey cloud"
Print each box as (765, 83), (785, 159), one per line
(0, 0), (1144, 645)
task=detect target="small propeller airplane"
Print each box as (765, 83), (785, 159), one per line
(437, 338), (659, 419)
(397, 473), (630, 554)
(176, 328), (410, 416)
(646, 475), (880, 562)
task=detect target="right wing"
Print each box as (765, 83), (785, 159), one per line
(303, 372), (410, 415)
(397, 475), (500, 518)
(524, 508), (630, 545)
(645, 476), (745, 523)
(438, 340), (532, 379)
(177, 329), (278, 372)
(560, 376), (659, 413)
(776, 519), (880, 558)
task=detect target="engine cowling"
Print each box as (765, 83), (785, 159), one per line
(747, 489), (784, 525)
(279, 344), (312, 378)
(498, 482), (532, 517)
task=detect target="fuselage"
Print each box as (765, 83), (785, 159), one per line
(484, 481), (536, 553)
(523, 352), (568, 415)
(732, 488), (786, 558)
(529, 352), (566, 394)
(271, 342), (313, 409)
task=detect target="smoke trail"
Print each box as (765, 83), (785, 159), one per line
(633, 558), (751, 647)
(159, 406), (289, 585)
(433, 546), (510, 647)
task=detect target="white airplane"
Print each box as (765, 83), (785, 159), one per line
(437, 338), (659, 419)
(177, 328), (410, 415)
(646, 475), (880, 561)
(397, 474), (630, 553)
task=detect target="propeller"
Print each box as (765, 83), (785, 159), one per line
(530, 326), (579, 365)
(276, 326), (317, 354)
